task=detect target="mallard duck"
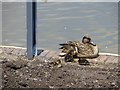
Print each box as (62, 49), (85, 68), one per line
(59, 36), (99, 62)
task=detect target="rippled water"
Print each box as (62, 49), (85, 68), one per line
(2, 2), (118, 54)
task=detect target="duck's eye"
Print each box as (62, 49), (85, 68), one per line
(83, 39), (90, 43)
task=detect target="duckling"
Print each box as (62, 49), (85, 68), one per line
(59, 36), (99, 63)
(49, 59), (62, 68)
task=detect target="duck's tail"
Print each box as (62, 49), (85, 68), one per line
(59, 43), (70, 57)
(59, 43), (69, 46)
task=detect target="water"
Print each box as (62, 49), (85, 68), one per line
(2, 2), (118, 54)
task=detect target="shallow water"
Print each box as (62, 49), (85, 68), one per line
(2, 2), (118, 54)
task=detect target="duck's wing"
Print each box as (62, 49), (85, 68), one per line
(59, 45), (74, 49)
(59, 41), (76, 50)
(59, 42), (75, 57)
(77, 44), (99, 58)
(67, 41), (80, 45)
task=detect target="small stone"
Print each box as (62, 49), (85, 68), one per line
(84, 82), (87, 85)
(49, 86), (55, 88)
(66, 84), (71, 87)
(95, 80), (98, 83)
(18, 81), (28, 87)
(39, 79), (42, 81)
(1, 59), (7, 63)
(15, 70), (19, 74)
(0, 49), (2, 54)
(57, 64), (62, 68)
(71, 82), (74, 85)
(29, 74), (32, 76)
(33, 78), (37, 81)
(111, 82), (116, 86)
(5, 61), (23, 70)
(45, 60), (47, 63)
(4, 75), (7, 78)
(26, 70), (29, 73)
(37, 64), (43, 67)
(26, 78), (29, 80)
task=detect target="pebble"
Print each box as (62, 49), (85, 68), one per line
(66, 84), (71, 87)
(33, 78), (38, 81)
(49, 85), (55, 88)
(26, 70), (29, 73)
(29, 74), (32, 76)
(15, 70), (19, 74)
(6, 62), (22, 69)
(57, 64), (62, 68)
(71, 82), (74, 85)
(83, 82), (87, 86)
(0, 49), (2, 54)
(1, 59), (7, 63)
(111, 82), (116, 86)
(18, 81), (28, 87)
(37, 64), (43, 67)
(95, 80), (98, 83)
(44, 59), (48, 63)
(26, 78), (29, 80)
(4, 75), (7, 78)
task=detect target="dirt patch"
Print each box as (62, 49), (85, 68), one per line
(0, 53), (119, 89)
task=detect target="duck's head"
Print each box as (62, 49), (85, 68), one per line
(82, 36), (96, 46)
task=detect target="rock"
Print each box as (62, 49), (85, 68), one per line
(18, 81), (28, 87)
(33, 78), (38, 81)
(49, 85), (55, 88)
(0, 57), (9, 64)
(5, 61), (25, 70)
(111, 82), (116, 87)
(57, 64), (62, 68)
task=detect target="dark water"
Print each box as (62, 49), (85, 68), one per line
(2, 2), (118, 54)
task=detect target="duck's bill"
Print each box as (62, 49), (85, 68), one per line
(90, 42), (96, 46)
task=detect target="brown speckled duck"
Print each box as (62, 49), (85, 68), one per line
(59, 36), (99, 62)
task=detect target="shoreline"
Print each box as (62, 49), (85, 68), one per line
(0, 45), (119, 56)
(0, 45), (119, 65)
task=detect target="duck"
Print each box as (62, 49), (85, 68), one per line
(59, 36), (99, 62)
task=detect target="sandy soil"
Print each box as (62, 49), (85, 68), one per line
(0, 53), (119, 89)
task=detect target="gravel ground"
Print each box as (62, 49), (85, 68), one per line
(0, 53), (119, 89)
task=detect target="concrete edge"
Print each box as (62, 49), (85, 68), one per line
(0, 45), (119, 65)
(0, 45), (26, 49)
(99, 53), (120, 57)
(0, 45), (119, 57)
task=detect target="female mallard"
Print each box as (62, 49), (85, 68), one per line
(59, 36), (99, 62)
